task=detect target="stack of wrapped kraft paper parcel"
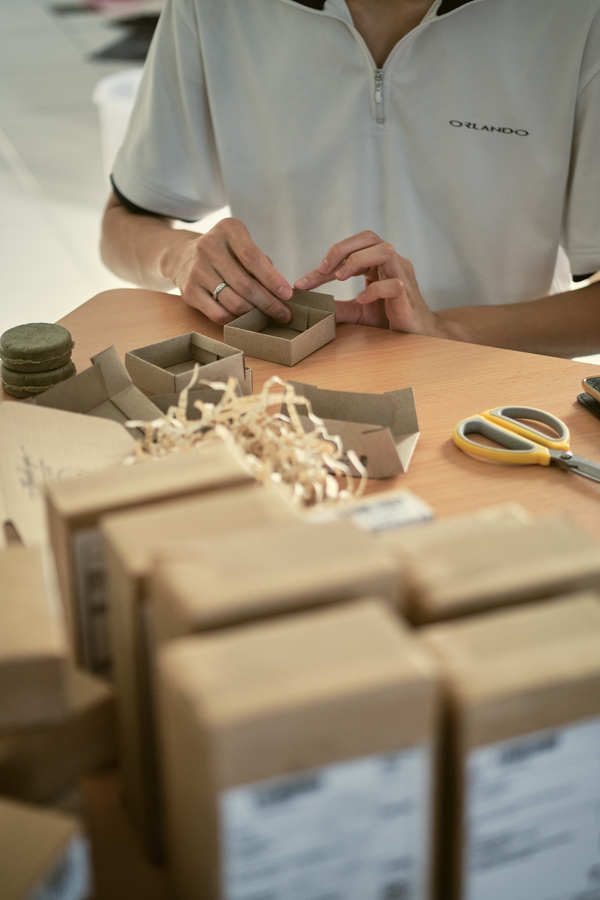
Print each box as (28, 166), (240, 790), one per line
(380, 508), (600, 624)
(101, 512), (400, 858)
(0, 544), (117, 899)
(157, 599), (440, 900)
(421, 594), (600, 900)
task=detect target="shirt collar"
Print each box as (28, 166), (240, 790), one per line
(290, 0), (479, 13)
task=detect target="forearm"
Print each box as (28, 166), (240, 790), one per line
(100, 196), (197, 291)
(435, 281), (600, 358)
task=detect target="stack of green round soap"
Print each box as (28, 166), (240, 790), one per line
(1, 323), (75, 398)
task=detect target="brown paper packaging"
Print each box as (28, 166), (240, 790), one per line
(158, 600), (440, 900)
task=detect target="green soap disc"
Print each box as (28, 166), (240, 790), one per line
(2, 360), (76, 388)
(1, 382), (49, 399)
(0, 323), (74, 372)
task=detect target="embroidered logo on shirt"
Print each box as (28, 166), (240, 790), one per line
(449, 120), (530, 136)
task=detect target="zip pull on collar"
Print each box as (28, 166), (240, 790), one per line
(374, 69), (385, 124)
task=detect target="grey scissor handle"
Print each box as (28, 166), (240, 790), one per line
(488, 406), (569, 446)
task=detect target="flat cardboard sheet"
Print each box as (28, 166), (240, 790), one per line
(289, 380), (420, 478)
(0, 402), (134, 544)
(33, 345), (162, 428)
(125, 332), (251, 396)
(223, 289), (335, 366)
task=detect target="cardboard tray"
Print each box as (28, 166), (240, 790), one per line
(32, 346), (162, 429)
(125, 332), (252, 396)
(223, 289), (335, 366)
(288, 380), (420, 478)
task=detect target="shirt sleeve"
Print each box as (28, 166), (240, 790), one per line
(562, 14), (600, 277)
(111, 0), (226, 222)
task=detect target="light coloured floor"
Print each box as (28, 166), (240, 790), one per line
(1, 0), (598, 365)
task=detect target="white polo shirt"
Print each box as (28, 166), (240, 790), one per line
(112, 0), (600, 307)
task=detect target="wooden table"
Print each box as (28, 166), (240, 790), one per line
(53, 287), (600, 533)
(5, 287), (598, 897)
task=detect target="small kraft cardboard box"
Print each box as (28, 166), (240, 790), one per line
(223, 289), (335, 366)
(0, 667), (116, 804)
(289, 380), (420, 478)
(101, 483), (296, 856)
(421, 593), (600, 900)
(383, 513), (600, 625)
(33, 345), (162, 428)
(125, 332), (253, 398)
(150, 379), (251, 419)
(158, 600), (440, 900)
(0, 798), (91, 900)
(0, 544), (67, 732)
(45, 442), (253, 674)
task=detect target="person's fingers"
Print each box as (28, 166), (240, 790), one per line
(356, 278), (406, 304)
(220, 219), (293, 319)
(334, 300), (364, 324)
(335, 243), (403, 281)
(210, 282), (254, 318)
(295, 230), (383, 290)
(182, 286), (234, 324)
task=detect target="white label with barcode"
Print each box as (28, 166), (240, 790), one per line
(72, 528), (110, 675)
(465, 716), (600, 900)
(220, 746), (431, 900)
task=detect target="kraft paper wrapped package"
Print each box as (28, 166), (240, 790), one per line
(45, 442), (252, 673)
(421, 593), (600, 900)
(0, 667), (116, 804)
(0, 544), (67, 732)
(382, 512), (600, 624)
(158, 600), (440, 900)
(125, 331), (252, 398)
(0, 798), (91, 900)
(100, 483), (296, 856)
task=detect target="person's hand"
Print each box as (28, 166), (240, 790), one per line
(170, 218), (293, 324)
(295, 231), (441, 335)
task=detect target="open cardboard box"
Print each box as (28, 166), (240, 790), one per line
(289, 380), (420, 478)
(223, 289), (335, 366)
(33, 345), (162, 429)
(125, 332), (253, 397)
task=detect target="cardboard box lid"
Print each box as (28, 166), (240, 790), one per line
(150, 518), (401, 639)
(46, 441), (251, 520)
(289, 381), (420, 477)
(0, 402), (135, 544)
(421, 593), (600, 744)
(159, 599), (439, 784)
(287, 288), (335, 315)
(101, 482), (296, 577)
(0, 798), (88, 900)
(392, 514), (600, 622)
(125, 332), (247, 395)
(33, 345), (162, 425)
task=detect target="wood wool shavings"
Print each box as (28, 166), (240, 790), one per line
(125, 366), (366, 507)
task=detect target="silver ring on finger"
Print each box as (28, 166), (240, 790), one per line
(212, 281), (228, 301)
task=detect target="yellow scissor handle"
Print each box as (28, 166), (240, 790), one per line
(482, 406), (570, 450)
(453, 415), (552, 466)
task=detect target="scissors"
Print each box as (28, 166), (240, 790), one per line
(453, 405), (600, 484)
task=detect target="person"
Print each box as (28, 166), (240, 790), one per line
(101, 0), (600, 358)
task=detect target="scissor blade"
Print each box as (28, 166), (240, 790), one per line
(551, 450), (600, 483)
